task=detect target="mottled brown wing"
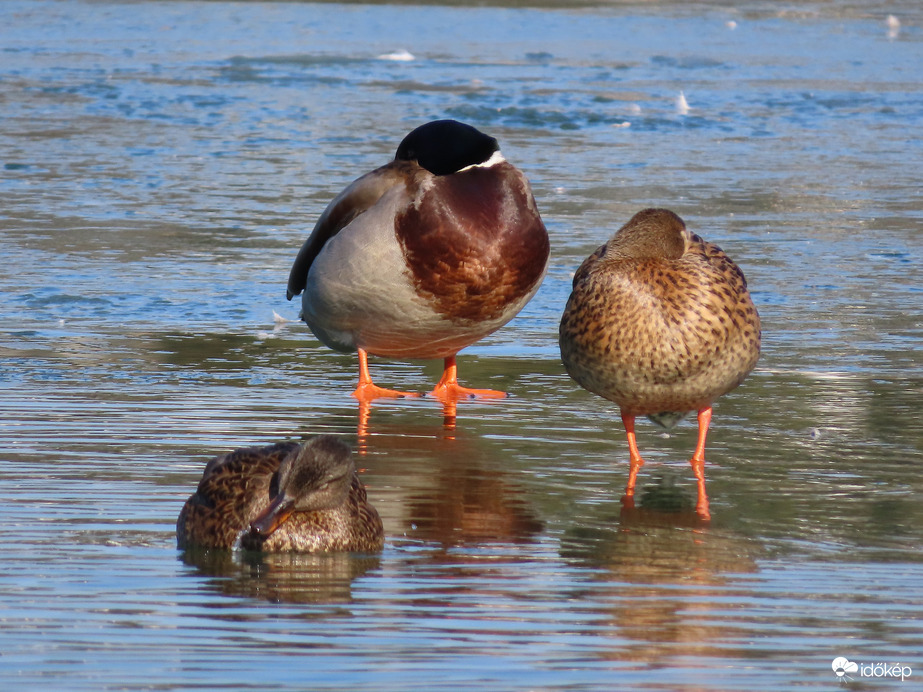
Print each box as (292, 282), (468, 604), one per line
(572, 242), (607, 288)
(691, 232), (750, 292)
(177, 442), (299, 549)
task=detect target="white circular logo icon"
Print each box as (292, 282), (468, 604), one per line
(832, 657), (859, 678)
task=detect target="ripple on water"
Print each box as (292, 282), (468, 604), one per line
(2, 0), (923, 689)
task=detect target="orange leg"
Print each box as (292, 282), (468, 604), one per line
(351, 348), (420, 402)
(690, 407), (712, 520)
(621, 412), (646, 502)
(428, 355), (507, 400)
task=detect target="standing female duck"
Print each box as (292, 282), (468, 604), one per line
(177, 435), (384, 552)
(559, 209), (761, 518)
(286, 119), (549, 402)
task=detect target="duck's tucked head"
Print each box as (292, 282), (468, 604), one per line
(395, 119), (500, 176)
(249, 435), (355, 538)
(609, 208), (688, 261)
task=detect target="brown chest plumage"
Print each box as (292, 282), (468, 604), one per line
(395, 163), (549, 324)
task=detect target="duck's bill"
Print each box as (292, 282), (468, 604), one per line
(249, 494), (295, 537)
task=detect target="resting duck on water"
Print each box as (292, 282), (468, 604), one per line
(559, 209), (761, 518)
(176, 435), (384, 552)
(286, 119), (550, 402)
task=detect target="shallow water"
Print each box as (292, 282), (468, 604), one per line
(2, 0), (922, 689)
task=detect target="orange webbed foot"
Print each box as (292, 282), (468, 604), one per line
(353, 347), (421, 402)
(428, 355), (508, 401)
(623, 452), (645, 500)
(352, 382), (420, 402)
(428, 382), (508, 401)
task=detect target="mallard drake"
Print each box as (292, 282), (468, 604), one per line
(559, 209), (761, 517)
(286, 119), (550, 401)
(176, 435), (384, 552)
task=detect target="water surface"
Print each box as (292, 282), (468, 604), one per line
(2, 1), (922, 689)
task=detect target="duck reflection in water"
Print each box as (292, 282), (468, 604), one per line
(176, 435), (384, 553)
(560, 209), (761, 519)
(179, 548), (381, 605)
(407, 463), (544, 553)
(284, 120), (549, 437)
(356, 387), (502, 454)
(356, 394), (465, 455)
(561, 474), (761, 663)
(351, 412), (543, 553)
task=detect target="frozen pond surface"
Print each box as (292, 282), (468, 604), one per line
(1, 1), (922, 688)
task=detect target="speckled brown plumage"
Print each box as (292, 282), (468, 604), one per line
(176, 437), (384, 553)
(559, 208), (760, 517)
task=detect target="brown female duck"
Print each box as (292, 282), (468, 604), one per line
(559, 209), (761, 518)
(176, 435), (384, 552)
